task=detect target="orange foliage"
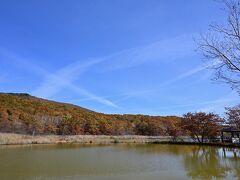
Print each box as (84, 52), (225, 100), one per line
(0, 93), (183, 136)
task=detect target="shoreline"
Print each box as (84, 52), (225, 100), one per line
(0, 133), (239, 148)
(0, 133), (187, 145)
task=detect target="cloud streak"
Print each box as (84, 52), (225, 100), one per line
(31, 58), (104, 98)
(73, 63), (211, 104)
(0, 33), (196, 109)
(31, 63), (121, 108)
(78, 63), (207, 103)
(92, 34), (196, 72)
(125, 91), (239, 116)
(197, 92), (239, 113)
(0, 48), (119, 108)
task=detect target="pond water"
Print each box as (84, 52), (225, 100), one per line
(0, 144), (239, 180)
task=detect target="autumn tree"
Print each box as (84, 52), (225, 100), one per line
(98, 119), (113, 135)
(112, 120), (125, 135)
(0, 93), (185, 136)
(225, 104), (240, 129)
(0, 108), (11, 132)
(181, 112), (224, 143)
(135, 121), (160, 136)
(197, 0), (240, 93)
(58, 114), (73, 135)
(84, 119), (100, 135)
(163, 118), (183, 139)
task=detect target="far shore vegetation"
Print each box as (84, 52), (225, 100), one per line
(0, 93), (239, 145)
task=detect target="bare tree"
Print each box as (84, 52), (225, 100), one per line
(197, 0), (240, 93)
(225, 104), (240, 128)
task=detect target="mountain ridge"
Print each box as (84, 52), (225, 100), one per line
(0, 92), (182, 136)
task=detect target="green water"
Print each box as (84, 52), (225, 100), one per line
(0, 144), (239, 180)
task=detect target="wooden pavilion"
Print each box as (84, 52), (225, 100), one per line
(221, 127), (240, 143)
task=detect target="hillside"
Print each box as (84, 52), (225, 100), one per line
(0, 93), (182, 136)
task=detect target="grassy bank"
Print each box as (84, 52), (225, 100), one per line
(153, 141), (240, 148)
(1, 133), (239, 148)
(0, 133), (189, 145)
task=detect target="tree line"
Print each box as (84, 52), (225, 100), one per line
(0, 94), (239, 143)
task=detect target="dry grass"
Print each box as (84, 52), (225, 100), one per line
(0, 133), (189, 145)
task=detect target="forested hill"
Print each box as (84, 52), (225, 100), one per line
(0, 93), (182, 136)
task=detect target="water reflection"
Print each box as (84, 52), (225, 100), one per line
(183, 146), (240, 179)
(0, 144), (239, 180)
(118, 144), (240, 179)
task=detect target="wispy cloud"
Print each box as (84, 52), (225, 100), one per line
(163, 60), (220, 86)
(32, 60), (212, 110)
(31, 65), (120, 108)
(31, 58), (104, 98)
(0, 33), (196, 109)
(198, 92), (239, 113)
(124, 91), (239, 116)
(67, 84), (120, 108)
(76, 60), (219, 106)
(32, 65), (121, 108)
(73, 64), (211, 104)
(0, 48), (119, 108)
(92, 34), (196, 72)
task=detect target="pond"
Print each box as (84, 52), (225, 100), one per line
(0, 144), (239, 180)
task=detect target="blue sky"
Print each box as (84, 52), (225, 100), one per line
(0, 0), (240, 116)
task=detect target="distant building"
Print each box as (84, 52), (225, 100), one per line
(221, 126), (240, 143)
